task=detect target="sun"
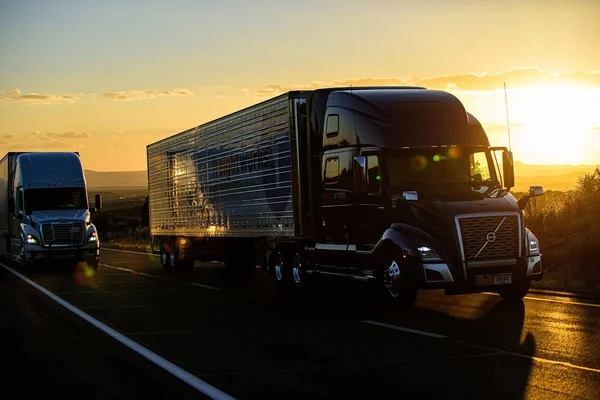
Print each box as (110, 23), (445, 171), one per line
(508, 84), (600, 165)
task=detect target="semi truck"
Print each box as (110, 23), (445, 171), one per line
(147, 87), (543, 306)
(0, 152), (102, 269)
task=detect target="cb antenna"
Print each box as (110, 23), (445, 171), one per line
(503, 82), (512, 151)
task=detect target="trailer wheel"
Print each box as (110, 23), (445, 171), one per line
(291, 252), (303, 285)
(160, 244), (175, 271)
(271, 251), (286, 282)
(498, 280), (530, 301)
(383, 259), (418, 308)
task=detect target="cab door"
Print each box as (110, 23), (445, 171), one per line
(357, 153), (387, 245)
(319, 150), (359, 271)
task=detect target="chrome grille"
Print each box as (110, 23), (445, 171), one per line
(458, 215), (519, 261)
(41, 223), (85, 246)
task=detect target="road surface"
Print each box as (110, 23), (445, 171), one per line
(1, 248), (599, 399)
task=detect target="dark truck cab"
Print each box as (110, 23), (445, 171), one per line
(147, 87), (543, 306)
(298, 88), (543, 304)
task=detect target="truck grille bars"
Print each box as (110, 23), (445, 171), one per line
(41, 222), (85, 246)
(456, 213), (520, 262)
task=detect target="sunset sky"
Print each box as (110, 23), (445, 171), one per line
(1, 0), (599, 171)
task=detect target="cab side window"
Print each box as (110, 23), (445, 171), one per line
(367, 155), (381, 194)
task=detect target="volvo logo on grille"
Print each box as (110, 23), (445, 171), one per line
(486, 232), (496, 243)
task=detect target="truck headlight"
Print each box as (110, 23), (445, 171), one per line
(527, 229), (540, 256)
(21, 224), (41, 245)
(417, 245), (441, 261)
(87, 231), (98, 243)
(25, 234), (39, 245)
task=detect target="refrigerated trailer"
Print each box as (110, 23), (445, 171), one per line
(0, 152), (102, 269)
(147, 87), (544, 306)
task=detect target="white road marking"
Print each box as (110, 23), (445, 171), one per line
(100, 264), (222, 291)
(483, 292), (600, 308)
(79, 304), (162, 309)
(362, 320), (448, 338)
(56, 290), (143, 294)
(362, 320), (600, 374)
(102, 248), (159, 257)
(129, 327), (258, 336)
(0, 262), (235, 400)
(190, 282), (223, 290)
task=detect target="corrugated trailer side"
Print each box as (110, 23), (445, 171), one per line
(147, 93), (299, 239)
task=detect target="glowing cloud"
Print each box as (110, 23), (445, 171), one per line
(102, 89), (193, 100)
(256, 69), (600, 97)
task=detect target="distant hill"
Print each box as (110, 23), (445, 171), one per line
(514, 162), (597, 177)
(512, 162), (598, 192)
(85, 170), (147, 189)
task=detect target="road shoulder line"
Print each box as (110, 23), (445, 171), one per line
(0, 262), (234, 400)
(362, 320), (448, 338)
(100, 264), (222, 291)
(103, 248), (159, 257)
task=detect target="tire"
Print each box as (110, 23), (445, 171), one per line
(271, 251), (287, 283)
(160, 244), (175, 271)
(498, 280), (530, 301)
(383, 259), (418, 308)
(291, 252), (303, 285)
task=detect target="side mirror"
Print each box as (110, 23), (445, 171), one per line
(353, 156), (367, 193)
(530, 186), (544, 197)
(517, 186), (545, 210)
(15, 188), (24, 217)
(502, 151), (515, 189)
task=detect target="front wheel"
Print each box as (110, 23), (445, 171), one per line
(498, 280), (530, 301)
(383, 260), (418, 308)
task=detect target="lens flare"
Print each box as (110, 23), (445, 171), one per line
(410, 155), (428, 172)
(448, 147), (462, 159)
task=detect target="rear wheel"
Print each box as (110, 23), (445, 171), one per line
(160, 244), (175, 271)
(271, 251), (287, 283)
(383, 259), (418, 308)
(498, 280), (530, 301)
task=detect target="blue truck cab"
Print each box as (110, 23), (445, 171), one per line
(0, 152), (101, 269)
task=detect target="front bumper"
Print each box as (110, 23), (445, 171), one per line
(421, 254), (542, 292)
(22, 242), (100, 263)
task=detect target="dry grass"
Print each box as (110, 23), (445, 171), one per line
(524, 167), (600, 294)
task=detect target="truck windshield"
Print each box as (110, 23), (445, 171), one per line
(387, 147), (499, 192)
(25, 188), (88, 213)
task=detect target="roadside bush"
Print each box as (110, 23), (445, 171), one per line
(524, 167), (600, 292)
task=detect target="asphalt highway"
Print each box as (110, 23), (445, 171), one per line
(1, 248), (599, 399)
